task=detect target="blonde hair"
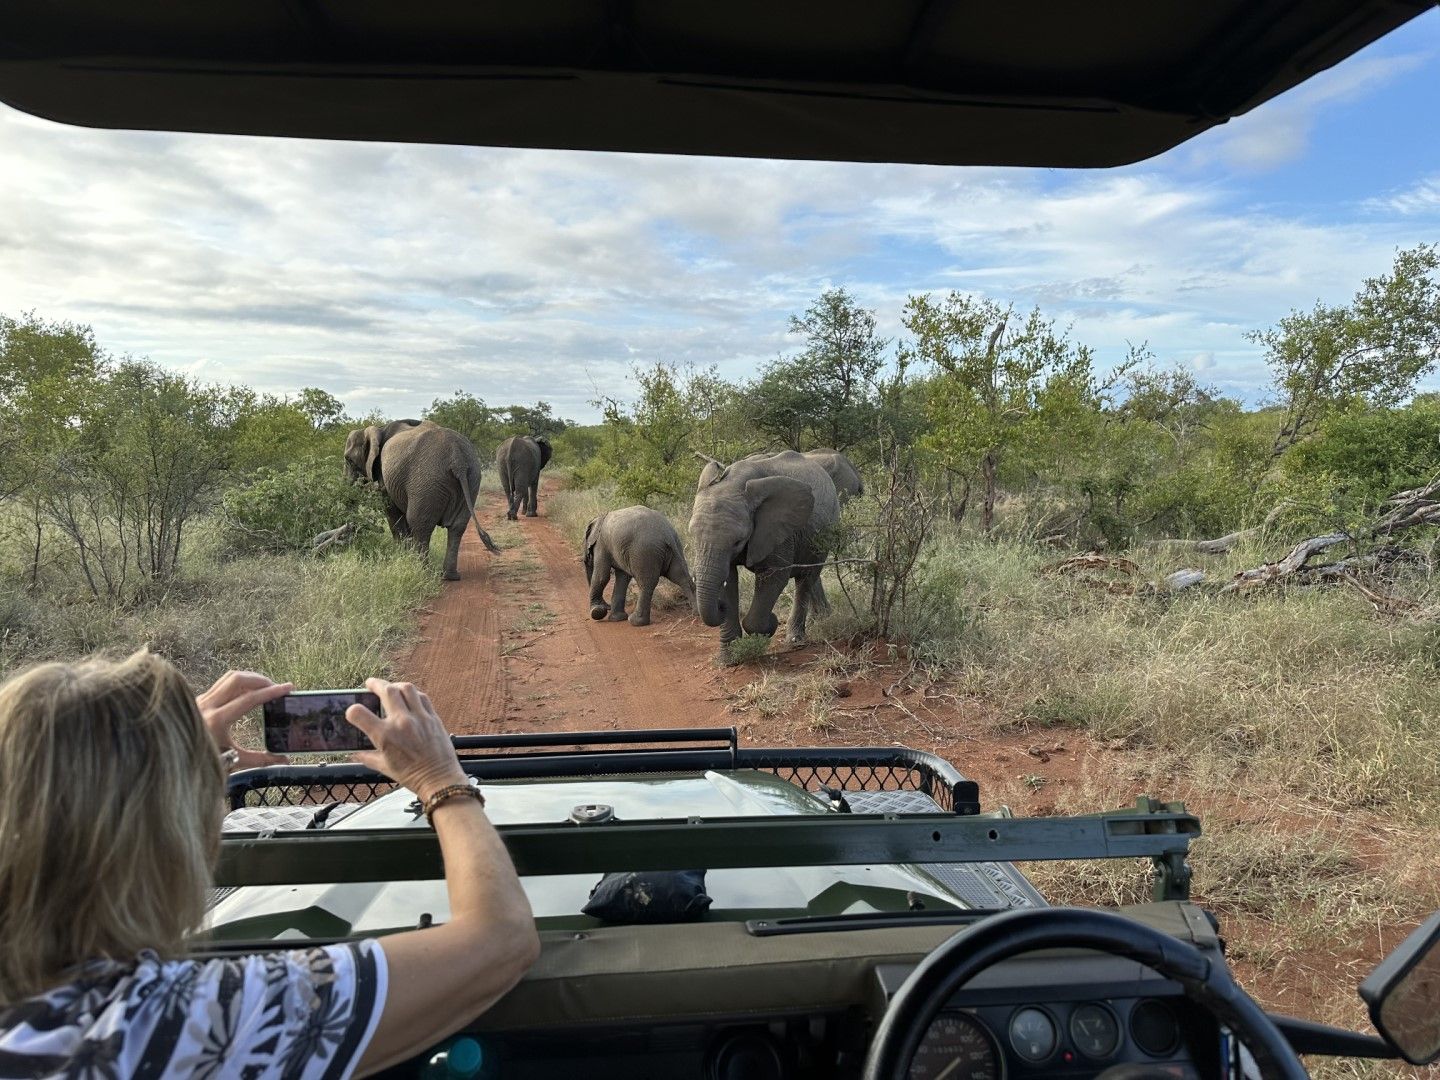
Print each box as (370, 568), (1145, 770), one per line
(0, 649), (224, 1003)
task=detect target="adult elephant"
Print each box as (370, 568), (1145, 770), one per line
(803, 448), (863, 501)
(689, 450), (840, 653)
(496, 435), (552, 520)
(343, 419), (500, 580)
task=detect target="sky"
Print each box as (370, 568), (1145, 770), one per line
(1, 13), (1437, 424)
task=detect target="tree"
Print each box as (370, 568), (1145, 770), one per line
(36, 361), (231, 596)
(904, 293), (1096, 534)
(226, 390), (326, 473)
(0, 314), (108, 583)
(502, 401), (568, 438)
(294, 386), (347, 430)
(747, 288), (886, 453)
(1257, 245), (1440, 458)
(425, 391), (502, 449)
(587, 363), (738, 503)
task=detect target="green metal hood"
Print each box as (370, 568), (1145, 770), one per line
(207, 769), (1040, 942)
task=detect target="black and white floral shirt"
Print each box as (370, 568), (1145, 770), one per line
(0, 941), (387, 1080)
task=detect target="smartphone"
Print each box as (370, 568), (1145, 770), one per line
(262, 689), (380, 753)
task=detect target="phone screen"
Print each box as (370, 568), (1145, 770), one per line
(262, 690), (380, 753)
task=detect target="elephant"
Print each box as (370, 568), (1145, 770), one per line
(583, 506), (696, 626)
(343, 419), (500, 580)
(802, 448), (863, 501)
(689, 450), (840, 652)
(496, 435), (552, 520)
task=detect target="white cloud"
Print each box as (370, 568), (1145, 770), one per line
(1365, 175), (1440, 215)
(0, 85), (1433, 421)
(1186, 51), (1430, 172)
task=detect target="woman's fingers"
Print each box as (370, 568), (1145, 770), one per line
(345, 701), (383, 741)
(352, 678), (460, 795)
(198, 670), (273, 708)
(203, 681), (293, 731)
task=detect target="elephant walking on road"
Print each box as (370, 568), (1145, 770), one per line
(689, 450), (840, 652)
(343, 419), (499, 580)
(584, 506), (696, 626)
(497, 435), (552, 520)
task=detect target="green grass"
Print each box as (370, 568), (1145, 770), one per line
(805, 527), (1440, 821)
(1, 512), (441, 692)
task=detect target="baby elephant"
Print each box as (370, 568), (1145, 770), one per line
(584, 506), (696, 626)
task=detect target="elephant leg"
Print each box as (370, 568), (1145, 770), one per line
(525, 481), (539, 517)
(787, 570), (817, 644)
(608, 570), (633, 621)
(718, 572), (744, 645)
(742, 566), (789, 638)
(589, 551), (613, 620)
(411, 523), (436, 569)
(384, 504), (408, 541)
(505, 487), (521, 521)
(441, 526), (464, 581)
(667, 564), (697, 611)
(629, 576), (657, 626)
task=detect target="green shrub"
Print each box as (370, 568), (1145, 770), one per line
(218, 456), (389, 557)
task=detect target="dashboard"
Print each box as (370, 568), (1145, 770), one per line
(382, 949), (1222, 1079)
(877, 954), (1220, 1080)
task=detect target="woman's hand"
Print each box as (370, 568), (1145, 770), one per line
(346, 679), (465, 801)
(197, 670), (293, 771)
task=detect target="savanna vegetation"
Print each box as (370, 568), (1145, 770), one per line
(4, 246), (1440, 1055)
(0, 312), (570, 694)
(547, 246), (1440, 1064)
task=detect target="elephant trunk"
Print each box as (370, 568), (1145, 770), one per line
(693, 549), (731, 627)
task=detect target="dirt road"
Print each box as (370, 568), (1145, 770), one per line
(395, 487), (734, 735)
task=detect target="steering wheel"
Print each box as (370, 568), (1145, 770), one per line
(862, 907), (1307, 1080)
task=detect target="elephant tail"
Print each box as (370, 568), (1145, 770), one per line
(806, 569), (832, 615)
(456, 468), (501, 554)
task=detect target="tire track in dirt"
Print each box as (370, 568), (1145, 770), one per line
(394, 486), (733, 736)
(389, 491), (505, 725)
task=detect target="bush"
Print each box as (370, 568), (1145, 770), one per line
(218, 456), (389, 557)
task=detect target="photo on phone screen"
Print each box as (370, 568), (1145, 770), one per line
(262, 690), (380, 753)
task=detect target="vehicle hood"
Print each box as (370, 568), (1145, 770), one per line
(207, 769), (1039, 941)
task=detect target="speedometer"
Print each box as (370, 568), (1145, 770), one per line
(908, 1012), (1003, 1080)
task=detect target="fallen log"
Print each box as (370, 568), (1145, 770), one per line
(1162, 569), (1206, 593)
(1152, 501), (1292, 555)
(311, 522), (358, 554)
(1220, 532), (1350, 593)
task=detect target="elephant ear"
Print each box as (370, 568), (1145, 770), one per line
(743, 476), (814, 568)
(536, 437), (553, 470)
(362, 425), (384, 483)
(583, 515), (601, 575)
(698, 460), (727, 488)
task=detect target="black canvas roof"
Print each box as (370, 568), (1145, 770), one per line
(0, 1), (1431, 166)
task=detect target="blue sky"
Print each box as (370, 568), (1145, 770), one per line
(0, 11), (1436, 423)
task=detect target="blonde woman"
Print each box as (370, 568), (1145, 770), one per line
(0, 651), (539, 1077)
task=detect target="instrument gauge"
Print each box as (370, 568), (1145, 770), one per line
(1008, 1007), (1058, 1063)
(1069, 1004), (1121, 1058)
(908, 1012), (1002, 1080)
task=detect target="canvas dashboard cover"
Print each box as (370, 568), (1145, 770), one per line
(0, 1), (1430, 167)
(472, 901), (1221, 1031)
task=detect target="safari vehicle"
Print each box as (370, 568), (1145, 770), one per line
(4, 1), (1439, 1078)
(213, 729), (1436, 1079)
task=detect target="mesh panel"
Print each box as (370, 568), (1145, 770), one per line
(750, 760), (953, 812)
(230, 757), (955, 811)
(235, 779), (397, 808)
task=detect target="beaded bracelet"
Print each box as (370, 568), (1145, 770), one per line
(421, 780), (485, 825)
